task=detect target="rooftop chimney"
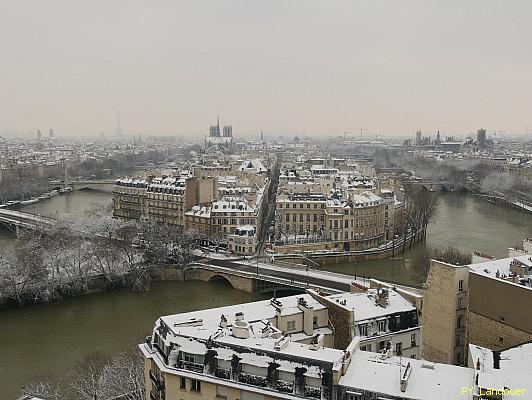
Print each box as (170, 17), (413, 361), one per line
(400, 362), (412, 392)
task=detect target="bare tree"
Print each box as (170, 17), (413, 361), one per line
(98, 349), (146, 400)
(404, 187), (439, 244)
(68, 353), (107, 400)
(434, 247), (472, 265)
(21, 378), (63, 400)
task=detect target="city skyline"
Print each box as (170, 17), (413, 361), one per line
(1, 1), (532, 137)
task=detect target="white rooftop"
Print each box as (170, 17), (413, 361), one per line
(326, 289), (416, 322)
(469, 343), (532, 399)
(340, 351), (475, 400)
(156, 294), (342, 364)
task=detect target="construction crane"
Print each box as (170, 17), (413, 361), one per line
(345, 128), (368, 141)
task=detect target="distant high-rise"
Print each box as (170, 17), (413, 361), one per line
(115, 110), (123, 137)
(222, 125), (232, 137)
(36, 129), (42, 140)
(415, 130), (422, 145)
(477, 128), (487, 148)
(260, 129), (264, 142)
(49, 128), (54, 138)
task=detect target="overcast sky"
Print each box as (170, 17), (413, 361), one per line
(1, 1), (531, 138)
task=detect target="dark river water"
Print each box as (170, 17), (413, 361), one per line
(323, 193), (532, 286)
(0, 190), (531, 397)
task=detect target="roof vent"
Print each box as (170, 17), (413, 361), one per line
(274, 335), (290, 351)
(232, 320), (250, 339)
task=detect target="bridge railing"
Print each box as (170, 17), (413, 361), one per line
(189, 262), (341, 294)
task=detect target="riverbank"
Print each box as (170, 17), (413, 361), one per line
(273, 230), (424, 265)
(0, 280), (267, 400)
(472, 192), (532, 214)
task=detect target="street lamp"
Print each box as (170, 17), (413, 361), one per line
(306, 266), (309, 287)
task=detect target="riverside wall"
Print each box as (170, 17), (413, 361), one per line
(274, 232), (423, 266)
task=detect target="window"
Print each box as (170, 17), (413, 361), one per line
(313, 316), (318, 328)
(458, 280), (464, 291)
(378, 341), (386, 351)
(377, 320), (386, 332)
(395, 342), (402, 355)
(411, 333), (417, 346)
(191, 379), (201, 392)
(184, 353), (204, 365)
(358, 324), (367, 336)
(456, 316), (462, 328)
(360, 344), (371, 352)
(180, 377), (186, 390)
(287, 320), (296, 331)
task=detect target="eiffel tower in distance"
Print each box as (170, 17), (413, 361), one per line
(115, 109), (123, 137)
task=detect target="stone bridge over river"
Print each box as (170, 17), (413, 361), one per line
(184, 259), (363, 295)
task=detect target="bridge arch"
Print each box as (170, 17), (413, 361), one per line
(208, 274), (234, 288)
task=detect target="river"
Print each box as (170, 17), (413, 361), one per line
(322, 194), (532, 286)
(0, 280), (265, 399)
(0, 190), (531, 397)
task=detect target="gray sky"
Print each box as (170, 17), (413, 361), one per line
(1, 0), (531, 138)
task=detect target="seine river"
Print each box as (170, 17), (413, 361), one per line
(0, 189), (531, 397)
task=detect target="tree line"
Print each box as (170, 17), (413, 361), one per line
(21, 347), (145, 400)
(0, 205), (196, 308)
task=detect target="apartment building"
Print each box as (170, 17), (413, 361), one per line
(113, 170), (268, 251)
(0, 161), (63, 182)
(184, 198), (260, 241)
(140, 289), (527, 400)
(422, 254), (532, 366)
(112, 178), (148, 220)
(329, 289), (421, 359)
(276, 191), (386, 251)
(227, 226), (257, 255)
(421, 260), (469, 365)
(113, 176), (217, 225)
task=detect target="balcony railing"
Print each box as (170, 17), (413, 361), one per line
(149, 370), (164, 391)
(182, 361), (204, 373)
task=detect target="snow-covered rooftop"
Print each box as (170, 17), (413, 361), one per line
(469, 343), (532, 399)
(340, 351), (475, 400)
(468, 255), (532, 288)
(326, 289), (416, 322)
(156, 294), (342, 364)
